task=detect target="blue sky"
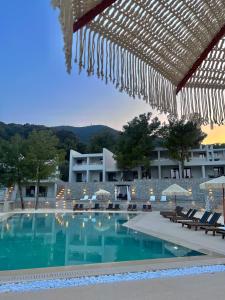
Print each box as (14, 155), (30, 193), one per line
(0, 0), (159, 130)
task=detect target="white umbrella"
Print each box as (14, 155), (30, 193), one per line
(162, 184), (190, 206)
(95, 189), (111, 201)
(200, 176), (225, 223)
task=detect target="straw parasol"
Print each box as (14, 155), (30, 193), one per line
(52, 0), (225, 125)
(95, 189), (111, 201)
(200, 176), (225, 223)
(162, 184), (190, 206)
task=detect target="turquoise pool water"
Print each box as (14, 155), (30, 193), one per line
(0, 213), (204, 271)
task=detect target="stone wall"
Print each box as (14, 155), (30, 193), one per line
(69, 179), (224, 211)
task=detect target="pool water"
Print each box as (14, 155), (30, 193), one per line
(0, 213), (204, 271)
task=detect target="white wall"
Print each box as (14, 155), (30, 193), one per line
(89, 171), (102, 182)
(103, 148), (118, 171)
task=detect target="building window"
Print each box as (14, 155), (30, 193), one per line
(213, 167), (224, 177)
(39, 186), (47, 197)
(99, 172), (103, 182)
(26, 186), (35, 197)
(171, 168), (179, 179)
(76, 173), (83, 182)
(108, 172), (117, 182)
(184, 168), (192, 178)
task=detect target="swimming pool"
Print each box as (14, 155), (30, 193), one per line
(0, 213), (204, 271)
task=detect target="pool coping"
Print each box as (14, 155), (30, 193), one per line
(0, 210), (225, 284)
(0, 255), (225, 284)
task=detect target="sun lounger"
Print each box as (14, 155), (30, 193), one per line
(160, 195), (167, 202)
(89, 195), (97, 201)
(149, 195), (156, 202)
(168, 208), (193, 219)
(165, 208), (192, 220)
(204, 226), (225, 237)
(114, 204), (120, 210)
(142, 204), (152, 212)
(106, 203), (113, 210)
(170, 209), (197, 222)
(78, 204), (84, 210)
(80, 195), (89, 201)
(216, 227), (225, 239)
(92, 203), (100, 210)
(73, 203), (79, 211)
(127, 204), (133, 211)
(186, 212), (221, 231)
(180, 211), (211, 228)
(132, 204), (137, 211)
(160, 206), (183, 218)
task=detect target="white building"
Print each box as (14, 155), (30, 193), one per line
(69, 145), (225, 183)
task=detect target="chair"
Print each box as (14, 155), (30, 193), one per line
(89, 195), (97, 201)
(160, 195), (167, 202)
(180, 211), (211, 228)
(92, 203), (100, 210)
(216, 228), (225, 239)
(106, 203), (113, 210)
(170, 209), (197, 222)
(147, 204), (152, 211)
(127, 204), (133, 211)
(188, 212), (221, 231)
(73, 203), (79, 211)
(167, 208), (193, 220)
(78, 204), (84, 210)
(149, 195), (156, 202)
(80, 195), (89, 201)
(132, 204), (137, 211)
(114, 204), (120, 210)
(161, 206), (183, 218)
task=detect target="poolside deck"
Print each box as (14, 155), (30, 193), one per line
(125, 212), (225, 256)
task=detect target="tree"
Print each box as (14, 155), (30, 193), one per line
(160, 117), (207, 178)
(88, 131), (117, 153)
(114, 113), (160, 174)
(0, 135), (29, 209)
(26, 130), (64, 209)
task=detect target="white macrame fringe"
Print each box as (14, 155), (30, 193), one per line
(52, 0), (225, 124)
(75, 27), (178, 116)
(180, 87), (225, 125)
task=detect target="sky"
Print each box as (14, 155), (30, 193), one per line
(0, 0), (224, 144)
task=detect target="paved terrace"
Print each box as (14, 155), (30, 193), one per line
(125, 211), (225, 256)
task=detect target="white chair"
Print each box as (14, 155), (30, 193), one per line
(80, 195), (89, 201)
(160, 195), (167, 202)
(149, 195), (156, 202)
(89, 195), (97, 201)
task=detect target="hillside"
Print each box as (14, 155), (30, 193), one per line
(53, 125), (119, 144)
(0, 122), (120, 145)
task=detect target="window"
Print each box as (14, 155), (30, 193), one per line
(171, 168), (179, 179)
(99, 172), (103, 182)
(76, 173), (83, 182)
(26, 186), (35, 197)
(184, 168), (192, 178)
(39, 186), (47, 197)
(213, 167), (224, 177)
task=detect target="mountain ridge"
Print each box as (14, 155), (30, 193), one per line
(0, 122), (120, 144)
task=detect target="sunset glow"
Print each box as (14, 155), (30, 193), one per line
(203, 125), (225, 144)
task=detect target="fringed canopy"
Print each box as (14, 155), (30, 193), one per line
(52, 0), (225, 124)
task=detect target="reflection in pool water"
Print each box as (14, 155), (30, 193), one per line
(0, 213), (204, 271)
